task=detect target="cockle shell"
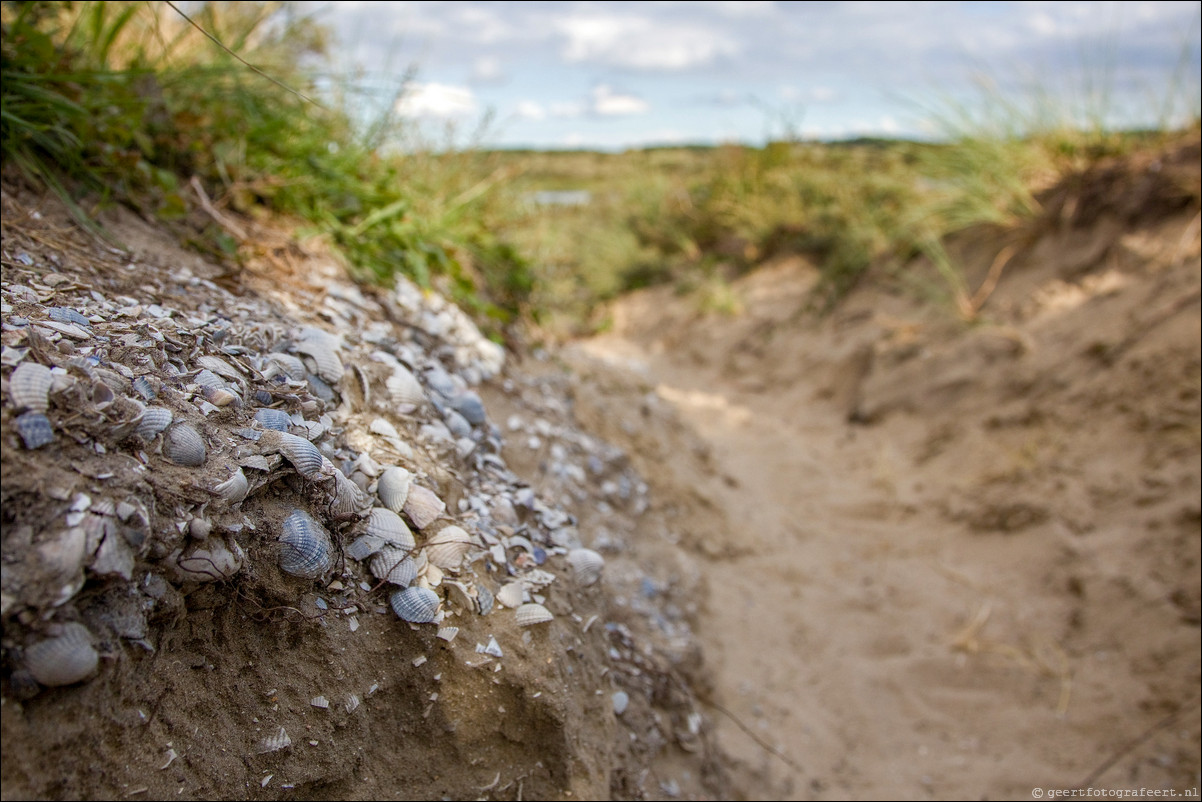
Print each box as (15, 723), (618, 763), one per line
(567, 548), (605, 586)
(15, 411), (55, 449)
(403, 484), (445, 530)
(24, 622), (98, 686)
(295, 332), (343, 384)
(451, 391), (487, 425)
(278, 510), (334, 579)
(135, 407), (173, 440)
(164, 423), (206, 466)
(385, 364), (426, 408)
(366, 507), (415, 551)
(263, 352), (306, 380)
(346, 534), (387, 562)
(212, 468), (249, 504)
(10, 362), (53, 411)
(196, 355), (243, 381)
(514, 602), (554, 627)
(390, 586), (440, 623)
(376, 466), (412, 512)
(370, 547), (417, 587)
(425, 525), (473, 570)
(256, 727), (292, 754)
(261, 430), (328, 480)
(495, 582), (525, 609)
(167, 537), (245, 583)
(192, 369), (226, 391)
(330, 469), (372, 519)
(253, 408), (291, 432)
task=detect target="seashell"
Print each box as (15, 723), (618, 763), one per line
(279, 509), (334, 579)
(451, 391), (487, 425)
(192, 369), (226, 391)
(567, 548), (605, 587)
(24, 622), (98, 686)
(476, 584), (495, 615)
(213, 467), (249, 504)
(10, 362), (53, 411)
(436, 626), (459, 642)
(164, 423), (206, 466)
(168, 537), (245, 582)
(390, 586), (440, 623)
(132, 376), (156, 401)
(330, 469), (372, 519)
(443, 409), (472, 438)
(307, 373), (336, 403)
(196, 355), (243, 381)
(256, 727), (292, 754)
(423, 563), (444, 587)
(252, 408), (291, 431)
(403, 484), (445, 530)
(48, 307), (91, 327)
(495, 582), (525, 609)
(370, 547), (417, 586)
(261, 430), (328, 480)
(425, 525), (473, 570)
(201, 385), (240, 407)
(515, 602), (554, 627)
(135, 407), (173, 440)
(15, 411), (55, 449)
(296, 336), (343, 384)
(385, 364), (426, 408)
(366, 508), (415, 551)
(376, 466), (412, 512)
(346, 534), (387, 561)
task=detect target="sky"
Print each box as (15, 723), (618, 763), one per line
(295, 1), (1202, 150)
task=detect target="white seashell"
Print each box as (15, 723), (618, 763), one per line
(423, 564), (444, 587)
(385, 364), (426, 408)
(253, 407), (291, 431)
(278, 510), (334, 579)
(425, 525), (473, 570)
(612, 691), (629, 716)
(295, 336), (343, 384)
(164, 423), (206, 466)
(370, 547), (417, 586)
(256, 727), (291, 754)
(201, 386), (240, 407)
(366, 508), (416, 551)
(196, 355), (243, 381)
(330, 469), (372, 519)
(10, 362), (53, 411)
(376, 466), (412, 512)
(495, 582), (525, 609)
(132, 376), (156, 400)
(403, 484), (445, 530)
(263, 352), (306, 380)
(213, 468), (249, 504)
(567, 548), (605, 586)
(436, 626), (459, 643)
(390, 586), (440, 623)
(168, 537), (245, 583)
(15, 411), (54, 449)
(192, 369), (226, 391)
(24, 622), (98, 686)
(261, 431), (327, 479)
(135, 407), (173, 440)
(515, 602), (554, 627)
(310, 696), (330, 709)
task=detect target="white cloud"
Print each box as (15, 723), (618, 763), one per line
(470, 56), (505, 84)
(396, 82), (479, 118)
(515, 100), (546, 120)
(590, 85), (650, 116)
(555, 12), (738, 70)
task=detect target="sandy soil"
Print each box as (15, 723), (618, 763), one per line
(562, 135), (1201, 799)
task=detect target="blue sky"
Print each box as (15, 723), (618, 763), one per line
(298, 1), (1202, 150)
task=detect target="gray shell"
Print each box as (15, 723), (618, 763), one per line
(515, 602), (554, 627)
(330, 469), (372, 519)
(10, 362), (53, 412)
(567, 548), (606, 586)
(376, 466), (412, 512)
(132, 376), (157, 400)
(168, 537), (245, 583)
(345, 534), (387, 562)
(365, 508), (415, 551)
(24, 622), (98, 686)
(263, 352), (306, 380)
(135, 407), (173, 440)
(370, 547), (417, 587)
(256, 727), (292, 754)
(164, 423), (206, 466)
(15, 411), (55, 449)
(263, 431), (327, 479)
(279, 509), (335, 579)
(253, 407), (292, 431)
(295, 333), (344, 383)
(390, 586), (440, 623)
(192, 368), (227, 391)
(451, 391), (487, 425)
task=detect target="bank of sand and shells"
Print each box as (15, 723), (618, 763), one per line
(0, 191), (725, 800)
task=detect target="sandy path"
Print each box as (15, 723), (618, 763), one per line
(563, 241), (1201, 800)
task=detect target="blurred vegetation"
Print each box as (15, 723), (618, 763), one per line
(0, 0), (533, 326)
(2, 1), (1198, 338)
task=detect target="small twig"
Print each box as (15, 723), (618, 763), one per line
(190, 176), (248, 242)
(162, 1), (326, 109)
(1078, 694), (1201, 787)
(700, 695), (804, 774)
